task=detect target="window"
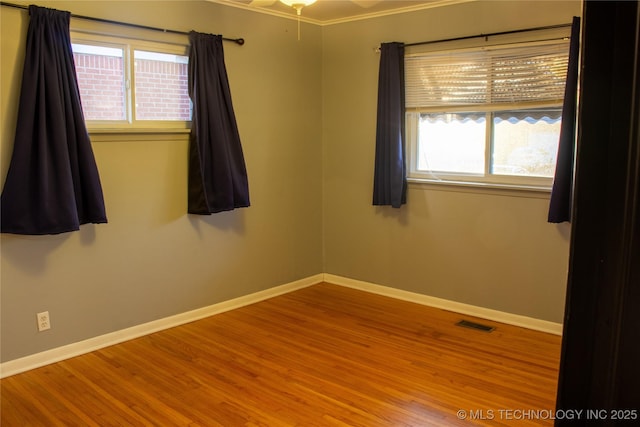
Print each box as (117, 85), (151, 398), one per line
(72, 43), (127, 121)
(133, 51), (190, 121)
(406, 38), (570, 190)
(71, 32), (190, 130)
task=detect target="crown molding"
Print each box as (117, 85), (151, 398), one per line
(206, 0), (475, 26)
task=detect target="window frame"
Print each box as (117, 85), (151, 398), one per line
(70, 31), (191, 132)
(405, 34), (571, 192)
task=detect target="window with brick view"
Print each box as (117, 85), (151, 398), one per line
(72, 42), (191, 126)
(73, 44), (126, 121)
(134, 50), (190, 121)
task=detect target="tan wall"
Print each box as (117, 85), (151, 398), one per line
(321, 0), (580, 323)
(0, 1), (323, 362)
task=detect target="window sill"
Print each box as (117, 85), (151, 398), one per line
(407, 177), (552, 199)
(88, 128), (190, 143)
(89, 128), (190, 135)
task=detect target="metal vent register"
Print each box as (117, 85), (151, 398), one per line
(456, 320), (495, 332)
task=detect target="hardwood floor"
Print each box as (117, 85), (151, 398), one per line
(1, 283), (561, 426)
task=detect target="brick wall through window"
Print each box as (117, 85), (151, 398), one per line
(135, 58), (190, 121)
(74, 53), (126, 121)
(73, 49), (191, 122)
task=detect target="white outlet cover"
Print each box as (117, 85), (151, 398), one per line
(37, 311), (51, 331)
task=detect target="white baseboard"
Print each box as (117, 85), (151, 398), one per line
(323, 274), (564, 336)
(1, 273), (562, 378)
(0, 274), (324, 379)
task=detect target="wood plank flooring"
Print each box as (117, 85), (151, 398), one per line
(1, 283), (561, 426)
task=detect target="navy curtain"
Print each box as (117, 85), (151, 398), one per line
(548, 16), (581, 223)
(188, 31), (249, 214)
(1, 5), (107, 235)
(373, 42), (406, 208)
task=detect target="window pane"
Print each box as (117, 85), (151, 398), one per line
(134, 50), (190, 121)
(72, 44), (126, 121)
(417, 113), (486, 174)
(492, 109), (561, 177)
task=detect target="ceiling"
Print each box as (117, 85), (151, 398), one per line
(208, 0), (473, 25)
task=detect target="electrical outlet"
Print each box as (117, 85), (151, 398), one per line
(36, 311), (51, 332)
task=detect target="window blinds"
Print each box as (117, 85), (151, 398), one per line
(405, 42), (570, 109)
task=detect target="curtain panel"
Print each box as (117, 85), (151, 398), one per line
(548, 16), (581, 223)
(1, 5), (107, 235)
(373, 42), (407, 208)
(187, 31), (249, 214)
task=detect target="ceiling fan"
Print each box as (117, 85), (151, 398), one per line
(247, 0), (383, 39)
(249, 0), (384, 16)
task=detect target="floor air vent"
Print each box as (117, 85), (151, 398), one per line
(456, 320), (495, 332)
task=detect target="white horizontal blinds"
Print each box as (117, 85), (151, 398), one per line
(406, 50), (489, 107)
(491, 43), (569, 103)
(405, 42), (570, 109)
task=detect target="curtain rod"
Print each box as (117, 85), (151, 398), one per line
(0, 1), (245, 45)
(403, 22), (572, 48)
